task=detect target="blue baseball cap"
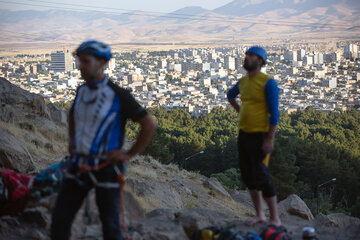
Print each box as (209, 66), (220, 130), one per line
(246, 46), (267, 64)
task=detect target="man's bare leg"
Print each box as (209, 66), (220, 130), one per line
(264, 195), (281, 226)
(246, 189), (267, 226)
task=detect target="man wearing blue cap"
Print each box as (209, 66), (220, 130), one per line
(51, 40), (157, 240)
(227, 46), (281, 226)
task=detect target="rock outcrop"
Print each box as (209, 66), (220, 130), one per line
(0, 129), (35, 172)
(278, 194), (314, 220)
(0, 77), (50, 121)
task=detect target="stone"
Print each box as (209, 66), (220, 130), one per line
(46, 103), (67, 125)
(278, 194), (314, 220)
(0, 129), (35, 172)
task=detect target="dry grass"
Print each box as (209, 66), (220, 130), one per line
(165, 163), (180, 174)
(126, 188), (163, 212)
(127, 164), (158, 180)
(0, 119), (67, 163)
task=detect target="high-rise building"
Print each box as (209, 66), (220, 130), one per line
(51, 49), (73, 72)
(224, 56), (235, 70)
(313, 52), (324, 65)
(303, 56), (313, 65)
(235, 57), (242, 70)
(30, 64), (37, 74)
(105, 58), (116, 71)
(285, 50), (297, 62)
(297, 49), (306, 61)
(344, 44), (359, 59)
(324, 52), (341, 63)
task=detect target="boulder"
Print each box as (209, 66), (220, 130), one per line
(203, 177), (231, 198)
(315, 213), (360, 228)
(0, 129), (35, 172)
(0, 78), (50, 120)
(278, 194), (314, 220)
(46, 103), (67, 125)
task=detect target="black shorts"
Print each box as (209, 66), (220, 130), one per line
(238, 130), (276, 197)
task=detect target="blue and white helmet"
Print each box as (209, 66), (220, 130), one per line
(75, 40), (112, 61)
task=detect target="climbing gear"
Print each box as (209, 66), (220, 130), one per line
(66, 154), (127, 233)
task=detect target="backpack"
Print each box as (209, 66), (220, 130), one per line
(192, 226), (262, 240)
(0, 169), (32, 215)
(31, 157), (72, 199)
(259, 225), (293, 240)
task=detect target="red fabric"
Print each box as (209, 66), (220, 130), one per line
(1, 169), (30, 215)
(264, 227), (276, 239)
(275, 232), (285, 240)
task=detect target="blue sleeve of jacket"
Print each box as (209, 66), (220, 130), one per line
(265, 79), (279, 126)
(227, 82), (240, 100)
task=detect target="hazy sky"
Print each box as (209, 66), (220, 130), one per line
(1, 0), (234, 13)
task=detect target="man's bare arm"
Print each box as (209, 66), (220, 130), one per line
(107, 114), (157, 163)
(228, 98), (240, 112)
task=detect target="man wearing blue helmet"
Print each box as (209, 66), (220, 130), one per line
(227, 46), (281, 226)
(51, 40), (157, 240)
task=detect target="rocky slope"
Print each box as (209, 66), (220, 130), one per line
(1, 155), (359, 240)
(0, 77), (68, 172)
(0, 78), (359, 239)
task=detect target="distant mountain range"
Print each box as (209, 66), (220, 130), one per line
(1, 0), (360, 48)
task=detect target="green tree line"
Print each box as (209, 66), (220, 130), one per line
(126, 107), (360, 217)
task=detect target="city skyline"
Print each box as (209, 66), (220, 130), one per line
(1, 41), (359, 115)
